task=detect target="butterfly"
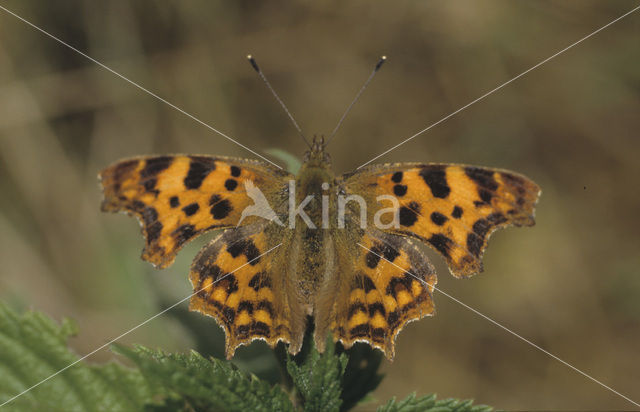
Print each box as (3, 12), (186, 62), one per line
(99, 135), (540, 359)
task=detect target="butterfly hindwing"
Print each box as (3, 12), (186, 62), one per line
(189, 223), (295, 358)
(320, 229), (437, 359)
(99, 155), (290, 268)
(343, 163), (541, 278)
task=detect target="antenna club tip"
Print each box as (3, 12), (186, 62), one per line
(247, 55), (260, 73)
(381, 55), (387, 60)
(374, 56), (387, 71)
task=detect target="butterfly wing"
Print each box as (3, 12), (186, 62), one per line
(342, 163), (541, 278)
(314, 228), (436, 359)
(189, 222), (302, 359)
(99, 155), (291, 268)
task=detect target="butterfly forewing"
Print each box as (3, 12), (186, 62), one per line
(99, 155), (291, 268)
(342, 163), (541, 278)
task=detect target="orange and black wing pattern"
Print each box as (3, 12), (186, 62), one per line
(325, 230), (436, 359)
(99, 155), (290, 269)
(189, 224), (294, 358)
(343, 163), (540, 277)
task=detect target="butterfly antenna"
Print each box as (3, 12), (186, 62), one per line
(247, 55), (311, 149)
(325, 55), (387, 147)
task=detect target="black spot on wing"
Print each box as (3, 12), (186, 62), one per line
(143, 207), (162, 243)
(226, 239), (261, 265)
(366, 241), (401, 268)
(226, 241), (245, 258)
(371, 327), (385, 342)
(420, 166), (450, 198)
(220, 274), (239, 294)
(210, 199), (232, 219)
(399, 206), (418, 227)
(225, 179), (238, 191)
(386, 275), (413, 300)
(252, 321), (271, 337)
(430, 212), (448, 226)
(209, 194), (221, 205)
(348, 302), (367, 318)
(222, 306), (235, 324)
(184, 156), (216, 189)
(238, 301), (254, 314)
(142, 206), (158, 225)
(365, 251), (381, 268)
(243, 242), (261, 265)
(349, 324), (370, 338)
(427, 234), (452, 258)
(131, 200), (145, 211)
(143, 178), (158, 194)
(113, 159), (138, 182)
(198, 265), (222, 285)
(146, 222), (163, 243)
(174, 224), (196, 245)
(374, 241), (400, 263)
(501, 172), (526, 186)
(393, 184), (407, 196)
(487, 212), (507, 225)
(368, 302), (386, 317)
(355, 273), (376, 293)
(465, 167), (498, 191)
(249, 272), (271, 291)
(479, 189), (493, 204)
(256, 300), (274, 317)
(230, 165), (241, 177)
(472, 218), (491, 238)
(169, 196), (180, 208)
(387, 310), (400, 329)
(466, 213), (508, 257)
(467, 233), (483, 258)
(391, 171), (403, 183)
(140, 157), (171, 179)
(182, 203), (199, 216)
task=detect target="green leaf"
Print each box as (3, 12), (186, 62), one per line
(264, 148), (302, 174)
(115, 345), (294, 412)
(376, 393), (492, 412)
(156, 292), (282, 384)
(0, 302), (153, 412)
(286, 336), (348, 412)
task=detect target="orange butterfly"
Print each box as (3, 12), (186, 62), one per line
(99, 58), (540, 359)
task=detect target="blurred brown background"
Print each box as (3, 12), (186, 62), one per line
(1, 1), (639, 410)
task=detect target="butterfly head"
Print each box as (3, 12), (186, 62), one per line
(303, 135), (331, 167)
